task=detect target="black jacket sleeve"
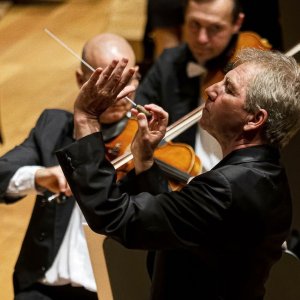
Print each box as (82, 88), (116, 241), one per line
(0, 125), (42, 203)
(0, 109), (73, 203)
(57, 132), (232, 251)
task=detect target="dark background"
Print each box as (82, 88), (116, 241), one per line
(278, 0), (300, 231)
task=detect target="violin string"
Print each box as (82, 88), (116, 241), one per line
(44, 28), (137, 109)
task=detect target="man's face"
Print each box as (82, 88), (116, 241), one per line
(200, 63), (257, 142)
(184, 0), (243, 64)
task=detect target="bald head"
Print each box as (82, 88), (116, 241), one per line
(76, 33), (138, 125)
(82, 33), (136, 75)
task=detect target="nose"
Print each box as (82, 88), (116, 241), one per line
(197, 28), (209, 44)
(205, 82), (220, 102)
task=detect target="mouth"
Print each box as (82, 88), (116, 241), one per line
(194, 46), (210, 53)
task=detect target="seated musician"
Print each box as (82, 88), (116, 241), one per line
(0, 33), (138, 300)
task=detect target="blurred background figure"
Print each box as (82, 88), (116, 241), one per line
(142, 0), (282, 71)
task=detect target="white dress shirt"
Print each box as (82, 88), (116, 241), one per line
(195, 124), (222, 172)
(186, 62), (222, 172)
(6, 166), (97, 292)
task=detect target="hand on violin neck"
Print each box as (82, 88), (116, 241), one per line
(73, 58), (136, 139)
(131, 104), (168, 174)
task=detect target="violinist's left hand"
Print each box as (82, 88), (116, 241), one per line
(74, 58), (136, 139)
(131, 104), (168, 174)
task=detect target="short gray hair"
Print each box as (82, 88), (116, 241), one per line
(235, 48), (300, 149)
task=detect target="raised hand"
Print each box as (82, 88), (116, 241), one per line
(74, 58), (135, 139)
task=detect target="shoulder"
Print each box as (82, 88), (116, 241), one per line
(144, 44), (189, 78)
(39, 109), (73, 120)
(158, 44), (190, 64)
(36, 109), (73, 126)
(188, 169), (232, 205)
(34, 109), (74, 136)
(188, 161), (266, 204)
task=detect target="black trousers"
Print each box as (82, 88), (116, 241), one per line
(15, 283), (98, 300)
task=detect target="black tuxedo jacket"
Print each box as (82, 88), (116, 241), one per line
(57, 132), (292, 300)
(0, 109), (75, 292)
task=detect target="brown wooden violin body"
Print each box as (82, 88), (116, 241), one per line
(154, 142), (201, 190)
(105, 118), (202, 190)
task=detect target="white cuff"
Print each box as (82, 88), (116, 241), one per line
(6, 166), (45, 197)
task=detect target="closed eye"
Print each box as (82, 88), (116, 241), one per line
(225, 78), (236, 95)
(225, 85), (233, 94)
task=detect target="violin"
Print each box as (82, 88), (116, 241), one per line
(106, 105), (204, 191)
(153, 141), (201, 190)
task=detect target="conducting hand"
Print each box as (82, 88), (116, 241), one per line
(131, 104), (169, 174)
(74, 58), (136, 139)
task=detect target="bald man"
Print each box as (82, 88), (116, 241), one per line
(76, 34), (137, 124)
(0, 33), (138, 300)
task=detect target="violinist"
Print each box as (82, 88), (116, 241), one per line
(136, 0), (271, 172)
(0, 33), (138, 300)
(57, 49), (300, 300)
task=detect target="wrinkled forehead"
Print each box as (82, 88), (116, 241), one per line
(227, 62), (260, 87)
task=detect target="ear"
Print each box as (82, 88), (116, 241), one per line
(243, 109), (268, 131)
(233, 12), (245, 33)
(75, 68), (85, 88)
